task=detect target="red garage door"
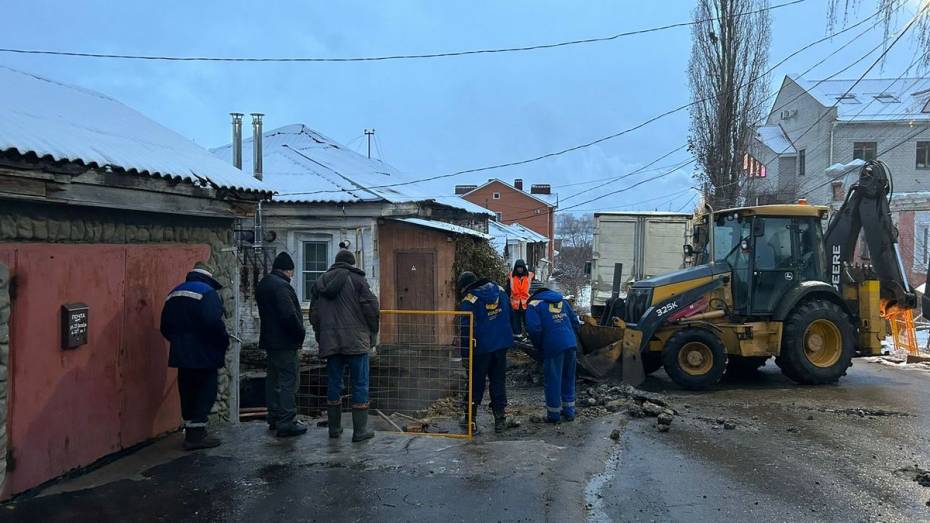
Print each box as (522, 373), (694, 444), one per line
(0, 243), (210, 496)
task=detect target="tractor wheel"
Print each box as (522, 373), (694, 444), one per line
(662, 328), (727, 390)
(726, 356), (768, 377)
(643, 352), (663, 375)
(776, 300), (854, 385)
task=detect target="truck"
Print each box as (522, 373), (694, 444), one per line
(589, 211), (691, 318)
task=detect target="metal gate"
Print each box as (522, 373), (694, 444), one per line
(0, 243), (209, 496)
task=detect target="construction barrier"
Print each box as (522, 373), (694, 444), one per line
(297, 309), (474, 440)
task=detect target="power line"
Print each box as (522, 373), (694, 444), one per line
(278, 7), (886, 199)
(0, 1), (807, 63)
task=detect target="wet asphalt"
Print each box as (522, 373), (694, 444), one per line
(2, 360), (929, 522)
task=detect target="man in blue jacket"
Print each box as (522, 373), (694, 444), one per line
(160, 261), (230, 450)
(525, 287), (580, 423)
(457, 272), (512, 434)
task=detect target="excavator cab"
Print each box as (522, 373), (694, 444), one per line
(714, 211), (826, 316)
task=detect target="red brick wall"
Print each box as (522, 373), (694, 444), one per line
(462, 181), (555, 262)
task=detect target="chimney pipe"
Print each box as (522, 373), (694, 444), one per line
(514, 178), (524, 191)
(230, 113), (243, 169)
(251, 113), (264, 181)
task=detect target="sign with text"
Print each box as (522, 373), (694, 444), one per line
(61, 303), (88, 350)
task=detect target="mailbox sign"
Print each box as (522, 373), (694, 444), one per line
(61, 303), (89, 349)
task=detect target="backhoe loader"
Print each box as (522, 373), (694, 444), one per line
(609, 160), (917, 390)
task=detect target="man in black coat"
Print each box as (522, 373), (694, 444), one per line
(160, 261), (230, 450)
(256, 252), (308, 437)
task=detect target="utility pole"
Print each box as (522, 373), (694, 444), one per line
(364, 129), (375, 159)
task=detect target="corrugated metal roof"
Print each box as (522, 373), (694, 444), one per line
(793, 75), (930, 122)
(0, 66), (269, 194)
(756, 125), (796, 154)
(392, 217), (491, 240)
(508, 222), (549, 243)
(212, 124), (488, 214)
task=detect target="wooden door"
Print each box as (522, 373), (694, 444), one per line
(395, 251), (435, 344)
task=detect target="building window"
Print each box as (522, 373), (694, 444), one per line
(917, 141), (930, 169)
(302, 241), (329, 301)
(798, 149), (806, 176)
(492, 192), (501, 200)
(853, 141), (877, 161)
(495, 212), (503, 222)
(742, 153), (766, 177)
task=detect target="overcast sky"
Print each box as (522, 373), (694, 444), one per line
(1, 1), (923, 213)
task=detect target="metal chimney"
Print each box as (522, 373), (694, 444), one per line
(251, 113), (264, 181)
(230, 113), (243, 169)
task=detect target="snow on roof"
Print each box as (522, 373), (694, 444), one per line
(464, 179), (558, 207)
(488, 221), (537, 254)
(0, 66), (268, 194)
(212, 124), (484, 214)
(755, 125), (796, 154)
(434, 196), (495, 216)
(594, 211), (692, 217)
(392, 217), (490, 240)
(508, 222), (549, 243)
(793, 75), (930, 122)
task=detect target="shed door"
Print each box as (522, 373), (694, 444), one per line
(395, 252), (435, 343)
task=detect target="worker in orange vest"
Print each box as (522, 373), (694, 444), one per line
(506, 259), (534, 336)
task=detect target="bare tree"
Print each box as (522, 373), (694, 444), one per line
(555, 214), (594, 306)
(828, 1), (930, 66)
(688, 0), (772, 209)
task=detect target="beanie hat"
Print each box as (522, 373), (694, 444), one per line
(457, 271), (478, 292)
(272, 252), (295, 271)
(335, 249), (356, 266)
(192, 261), (214, 277)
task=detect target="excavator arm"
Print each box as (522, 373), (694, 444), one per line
(823, 160), (916, 310)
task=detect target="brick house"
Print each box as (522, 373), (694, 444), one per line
(455, 179), (558, 276)
(749, 74), (930, 288)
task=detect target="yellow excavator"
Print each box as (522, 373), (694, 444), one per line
(583, 160), (918, 390)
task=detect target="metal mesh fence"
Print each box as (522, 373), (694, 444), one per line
(297, 310), (474, 440)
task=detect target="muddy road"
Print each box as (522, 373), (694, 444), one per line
(2, 359), (928, 522)
(598, 360), (930, 522)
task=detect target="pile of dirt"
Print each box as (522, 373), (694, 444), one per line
(417, 397), (461, 419)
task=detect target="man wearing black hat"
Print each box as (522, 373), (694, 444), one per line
(256, 251), (308, 437)
(160, 261), (229, 450)
(310, 249), (380, 442)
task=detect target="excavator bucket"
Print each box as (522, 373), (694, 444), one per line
(576, 319), (625, 379)
(620, 328), (645, 386)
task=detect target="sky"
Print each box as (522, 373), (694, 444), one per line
(1, 1), (925, 214)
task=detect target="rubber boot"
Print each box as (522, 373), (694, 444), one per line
(327, 406), (343, 439)
(351, 409), (375, 442)
(493, 410), (507, 434)
(459, 405), (480, 435)
(184, 427), (222, 451)
(561, 406), (576, 422)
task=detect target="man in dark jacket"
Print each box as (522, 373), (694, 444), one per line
(160, 261), (230, 450)
(256, 252), (308, 438)
(457, 271), (513, 434)
(526, 287), (580, 423)
(310, 250), (380, 442)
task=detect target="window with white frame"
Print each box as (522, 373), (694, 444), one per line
(492, 192), (501, 200)
(917, 141), (930, 169)
(302, 240), (329, 301)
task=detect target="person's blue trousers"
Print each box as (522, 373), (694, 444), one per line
(326, 354), (370, 408)
(543, 349), (577, 421)
(469, 349), (508, 412)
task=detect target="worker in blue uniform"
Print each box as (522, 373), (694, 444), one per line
(525, 287), (580, 423)
(457, 271), (513, 434)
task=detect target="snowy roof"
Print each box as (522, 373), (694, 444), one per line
(594, 211), (691, 217)
(434, 196), (495, 216)
(793, 75), (930, 122)
(755, 125), (796, 155)
(464, 179), (558, 207)
(488, 221), (538, 254)
(212, 124), (485, 214)
(508, 222), (549, 243)
(391, 217), (490, 240)
(0, 66), (268, 194)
